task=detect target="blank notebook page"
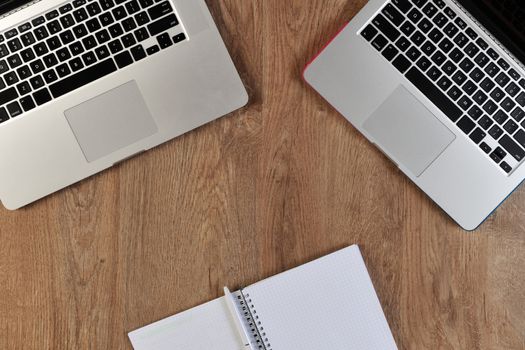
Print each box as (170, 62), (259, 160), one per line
(128, 297), (244, 350)
(243, 245), (397, 350)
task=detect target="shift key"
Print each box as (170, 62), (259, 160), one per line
(499, 135), (525, 161)
(148, 1), (173, 20)
(148, 14), (179, 36)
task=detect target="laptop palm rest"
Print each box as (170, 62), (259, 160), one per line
(363, 85), (455, 177)
(65, 80), (158, 163)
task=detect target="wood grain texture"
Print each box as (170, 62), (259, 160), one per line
(1, 1), (524, 349)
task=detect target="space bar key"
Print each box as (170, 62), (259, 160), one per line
(405, 67), (463, 122)
(49, 58), (118, 98)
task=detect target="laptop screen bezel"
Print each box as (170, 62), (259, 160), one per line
(0, 0), (33, 17)
(456, 0), (525, 67)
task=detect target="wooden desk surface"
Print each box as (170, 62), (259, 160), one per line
(1, 1), (524, 349)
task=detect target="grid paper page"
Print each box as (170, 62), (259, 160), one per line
(243, 245), (397, 350)
(128, 297), (245, 350)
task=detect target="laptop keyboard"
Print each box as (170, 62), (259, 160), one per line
(360, 0), (525, 174)
(0, 0), (186, 125)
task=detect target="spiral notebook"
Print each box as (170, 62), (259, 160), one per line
(128, 245), (398, 350)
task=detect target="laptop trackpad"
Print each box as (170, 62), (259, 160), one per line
(363, 85), (455, 177)
(65, 81), (158, 163)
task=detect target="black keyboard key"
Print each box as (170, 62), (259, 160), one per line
(372, 34), (388, 51)
(431, 51), (446, 66)
(497, 58), (510, 71)
(114, 50), (133, 68)
(494, 110), (509, 125)
(157, 32), (172, 49)
(32, 16), (45, 27)
(0, 44), (8, 58)
(8, 38), (22, 52)
(490, 87), (504, 103)
(69, 57), (84, 72)
(0, 86), (18, 105)
(470, 127), (486, 144)
(7, 54), (22, 69)
(500, 97), (516, 113)
(100, 0), (115, 10)
(410, 31), (425, 46)
(438, 38), (453, 53)
(395, 37), (411, 52)
(109, 23), (124, 38)
(46, 36), (62, 50)
(468, 105), (483, 120)
(422, 3), (438, 17)
(147, 13), (179, 36)
(6, 101), (22, 117)
(478, 115), (493, 130)
(465, 27), (477, 40)
(500, 135), (525, 161)
(82, 35), (97, 50)
(73, 23), (88, 39)
(87, 2), (102, 16)
(47, 20), (62, 35)
(483, 100), (498, 115)
(21, 32), (36, 47)
(81, 51), (97, 66)
(508, 69), (520, 81)
(474, 52), (489, 68)
(495, 72), (510, 88)
(31, 75), (46, 90)
(436, 76), (452, 91)
(34, 26), (49, 40)
(20, 48), (35, 62)
(49, 58), (117, 98)
(511, 107), (525, 122)
(459, 58), (474, 73)
(43, 69), (58, 83)
(488, 125), (503, 140)
(99, 12), (114, 26)
(59, 3), (73, 14)
(121, 33), (136, 48)
(400, 21), (416, 36)
(56, 63), (71, 78)
(392, 54), (411, 73)
(500, 161), (512, 173)
(29, 59), (45, 74)
(60, 30), (75, 44)
(4, 72), (18, 85)
(0, 107), (8, 123)
(32, 88), (51, 105)
(434, 13), (449, 28)
(457, 116), (475, 134)
(86, 18), (102, 32)
(45, 10), (59, 21)
(4, 28), (17, 39)
(461, 81), (476, 96)
(506, 82), (520, 97)
(73, 0), (87, 7)
(421, 40), (435, 55)
(480, 78), (495, 93)
(448, 48), (464, 63)
(428, 28), (443, 44)
(417, 18), (432, 33)
(469, 68), (484, 83)
(442, 60), (457, 76)
(16, 65), (31, 80)
(476, 38), (488, 50)
(146, 45), (159, 55)
(19, 95), (35, 112)
(125, 0), (140, 14)
(413, 0), (428, 8)
(494, 147), (507, 160)
(447, 85), (461, 100)
(130, 44), (146, 61)
(135, 11), (150, 26)
(122, 18), (137, 32)
(148, 1), (173, 20)
(112, 6), (127, 20)
(34, 42), (49, 56)
(108, 39), (123, 53)
(16, 80), (31, 96)
(454, 18), (467, 30)
(135, 27), (150, 42)
(464, 42), (479, 57)
(454, 33), (468, 48)
(406, 67), (462, 121)
(480, 141), (491, 154)
(60, 14), (75, 29)
(416, 56), (431, 71)
(504, 120), (518, 134)
(393, 0), (412, 12)
(95, 45), (110, 59)
(42, 53), (58, 68)
(427, 66), (442, 81)
(485, 62), (500, 78)
(95, 29), (111, 44)
(443, 22), (458, 37)
(139, 0), (154, 8)
(56, 47), (71, 62)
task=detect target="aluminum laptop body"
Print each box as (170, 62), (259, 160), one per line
(0, 0), (247, 210)
(305, 0), (525, 230)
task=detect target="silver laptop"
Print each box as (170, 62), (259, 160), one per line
(0, 0), (247, 210)
(305, 0), (525, 230)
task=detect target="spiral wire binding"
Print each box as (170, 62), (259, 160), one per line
(235, 289), (272, 350)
